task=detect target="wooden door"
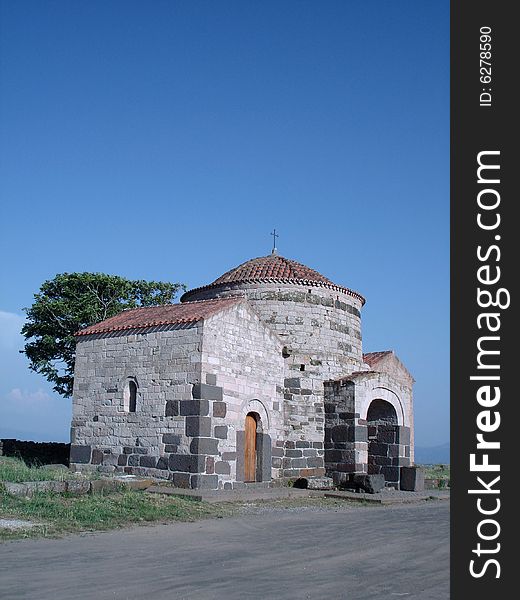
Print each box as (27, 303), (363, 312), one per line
(244, 414), (257, 482)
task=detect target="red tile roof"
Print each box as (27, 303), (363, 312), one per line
(363, 351), (393, 367)
(181, 254), (365, 305)
(76, 297), (244, 337)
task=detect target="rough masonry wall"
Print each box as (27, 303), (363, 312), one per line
(324, 371), (413, 487)
(70, 324), (203, 476)
(198, 303), (286, 488)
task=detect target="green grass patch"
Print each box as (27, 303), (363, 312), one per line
(0, 456), (82, 483)
(0, 488), (230, 541)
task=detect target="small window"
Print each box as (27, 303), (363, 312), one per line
(123, 378), (138, 413)
(128, 381), (137, 412)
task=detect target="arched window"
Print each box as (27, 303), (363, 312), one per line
(123, 379), (138, 413)
(128, 381), (137, 413)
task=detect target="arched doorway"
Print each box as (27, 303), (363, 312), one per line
(244, 412), (259, 482)
(367, 399), (400, 485)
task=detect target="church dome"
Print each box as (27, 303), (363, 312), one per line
(181, 253), (365, 304)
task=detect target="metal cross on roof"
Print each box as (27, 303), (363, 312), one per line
(270, 229), (279, 254)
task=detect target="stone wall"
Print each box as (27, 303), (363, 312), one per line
(324, 370), (413, 487)
(70, 322), (203, 476)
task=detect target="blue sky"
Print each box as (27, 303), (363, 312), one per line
(0, 1), (449, 446)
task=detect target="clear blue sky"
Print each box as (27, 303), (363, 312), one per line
(0, 0), (449, 446)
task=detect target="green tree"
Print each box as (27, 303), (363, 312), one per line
(21, 273), (185, 398)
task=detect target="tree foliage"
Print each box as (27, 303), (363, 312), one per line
(21, 273), (185, 398)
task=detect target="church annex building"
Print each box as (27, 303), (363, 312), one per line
(70, 253), (414, 490)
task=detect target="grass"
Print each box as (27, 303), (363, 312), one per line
(0, 456), (85, 483)
(422, 464), (450, 487)
(0, 488), (230, 542)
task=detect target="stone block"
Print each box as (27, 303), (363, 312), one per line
(185, 416), (211, 437)
(190, 437), (219, 455)
(168, 454), (204, 473)
(205, 373), (217, 386)
(206, 456), (215, 474)
(284, 377), (300, 388)
(331, 425), (353, 443)
(215, 461), (230, 475)
(165, 400), (179, 417)
(381, 466), (400, 483)
(286, 449), (302, 458)
(128, 454), (140, 466)
(190, 474), (219, 490)
(180, 399), (210, 416)
(164, 444), (178, 453)
(156, 456), (168, 470)
(352, 474), (385, 494)
(171, 472), (191, 488)
(400, 467), (425, 491)
(91, 449), (103, 465)
(140, 455), (157, 468)
(221, 452), (236, 461)
(70, 445), (91, 464)
(397, 426), (411, 445)
(66, 480), (91, 495)
(118, 454), (127, 466)
(369, 442), (388, 457)
(214, 426), (228, 439)
(162, 433), (181, 445)
(213, 402), (227, 418)
(192, 383), (223, 401)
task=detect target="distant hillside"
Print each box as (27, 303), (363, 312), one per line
(415, 442), (450, 465)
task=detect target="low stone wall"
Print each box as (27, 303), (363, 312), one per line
(0, 439), (70, 466)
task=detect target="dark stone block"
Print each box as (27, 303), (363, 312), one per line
(307, 457), (324, 468)
(128, 455), (140, 467)
(215, 461), (230, 475)
(205, 373), (217, 386)
(91, 449), (103, 465)
(164, 444), (178, 453)
(140, 455), (157, 468)
(192, 383), (223, 401)
(190, 438), (219, 455)
(156, 456), (168, 470)
(284, 377), (300, 388)
(272, 457), (282, 468)
(165, 400), (179, 417)
(190, 474), (219, 490)
(286, 449), (302, 458)
(324, 449), (345, 463)
(213, 402), (227, 418)
(336, 463), (357, 473)
(214, 426), (228, 439)
(123, 447), (134, 455)
(221, 452), (236, 461)
(303, 449), (317, 457)
(352, 474), (385, 494)
(185, 416), (211, 437)
(388, 444), (400, 458)
(374, 456), (392, 466)
(290, 458), (308, 468)
(295, 441), (311, 448)
(180, 399), (210, 416)
(378, 427), (397, 444)
(272, 447), (284, 457)
(400, 467), (425, 491)
(312, 442), (324, 449)
(397, 426), (411, 445)
(162, 433), (181, 445)
(324, 403), (336, 414)
(369, 442), (388, 457)
(133, 447), (148, 455)
(168, 454), (205, 473)
(117, 454), (127, 466)
(331, 425), (353, 443)
(258, 433), (272, 482)
(172, 473), (191, 488)
(381, 466), (400, 483)
(285, 441), (295, 449)
(206, 456), (215, 474)
(70, 445), (91, 464)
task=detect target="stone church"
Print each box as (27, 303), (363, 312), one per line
(70, 252), (414, 490)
